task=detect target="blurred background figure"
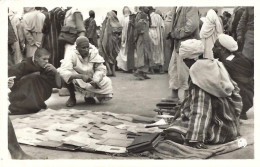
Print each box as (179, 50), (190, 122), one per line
(8, 8), (24, 65)
(84, 10), (98, 47)
(133, 7), (153, 80)
(229, 7), (245, 42)
(116, 6), (132, 72)
(148, 7), (165, 74)
(237, 7), (254, 62)
(221, 11), (231, 34)
(22, 7), (45, 58)
(99, 11), (122, 76)
(42, 7), (66, 68)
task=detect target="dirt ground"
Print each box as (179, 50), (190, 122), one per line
(10, 72), (254, 159)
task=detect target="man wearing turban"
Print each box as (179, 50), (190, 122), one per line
(213, 34), (254, 120)
(58, 36), (113, 107)
(168, 39), (242, 148)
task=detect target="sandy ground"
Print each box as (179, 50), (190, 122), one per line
(10, 72), (254, 159)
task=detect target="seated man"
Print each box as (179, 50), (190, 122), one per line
(58, 36), (113, 107)
(212, 34), (254, 120)
(8, 48), (62, 115)
(170, 39), (242, 149)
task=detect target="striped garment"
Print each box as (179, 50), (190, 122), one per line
(179, 80), (242, 144)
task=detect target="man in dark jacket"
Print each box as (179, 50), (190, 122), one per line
(230, 7), (245, 41)
(84, 10), (98, 47)
(8, 48), (62, 115)
(237, 7), (254, 62)
(168, 7), (200, 102)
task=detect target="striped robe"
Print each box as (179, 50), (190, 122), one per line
(178, 80), (242, 144)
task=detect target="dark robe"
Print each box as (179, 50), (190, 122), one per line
(134, 11), (153, 69)
(84, 17), (98, 47)
(231, 7), (245, 41)
(237, 7), (254, 62)
(42, 8), (65, 68)
(8, 17), (17, 67)
(99, 11), (122, 65)
(215, 51), (254, 114)
(126, 14), (136, 70)
(8, 57), (59, 115)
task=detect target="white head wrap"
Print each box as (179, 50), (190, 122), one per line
(200, 9), (223, 39)
(218, 34), (238, 52)
(179, 39), (204, 60)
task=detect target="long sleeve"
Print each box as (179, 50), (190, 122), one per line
(92, 63), (107, 83)
(8, 58), (39, 80)
(236, 8), (248, 38)
(58, 52), (77, 83)
(22, 20), (36, 46)
(173, 7), (199, 40)
(8, 61), (26, 78)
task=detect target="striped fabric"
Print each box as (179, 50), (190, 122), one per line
(179, 80), (242, 144)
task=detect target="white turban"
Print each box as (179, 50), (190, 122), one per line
(179, 39), (204, 60)
(218, 34), (238, 52)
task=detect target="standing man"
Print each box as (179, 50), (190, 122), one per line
(148, 7), (165, 73)
(133, 7), (153, 80)
(237, 7), (254, 63)
(84, 10), (98, 47)
(21, 7), (46, 58)
(168, 7), (200, 102)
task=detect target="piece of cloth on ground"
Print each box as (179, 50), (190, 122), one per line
(150, 138), (247, 159)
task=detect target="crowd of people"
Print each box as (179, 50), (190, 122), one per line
(7, 6), (254, 158)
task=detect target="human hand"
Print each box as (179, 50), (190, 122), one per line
(35, 41), (41, 47)
(89, 81), (101, 89)
(8, 76), (15, 89)
(44, 64), (57, 73)
(81, 75), (92, 83)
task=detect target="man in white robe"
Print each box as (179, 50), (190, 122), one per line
(58, 36), (113, 107)
(149, 7), (165, 73)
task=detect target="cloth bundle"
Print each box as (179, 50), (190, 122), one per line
(200, 9), (223, 59)
(200, 9), (223, 39)
(190, 59), (235, 97)
(179, 39), (204, 60)
(151, 138), (247, 159)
